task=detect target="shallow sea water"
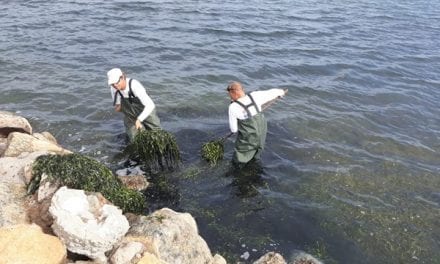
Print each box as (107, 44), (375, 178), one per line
(1, 1), (440, 263)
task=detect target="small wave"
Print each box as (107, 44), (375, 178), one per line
(414, 195), (439, 208)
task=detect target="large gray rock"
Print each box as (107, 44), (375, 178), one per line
(0, 111), (32, 138)
(49, 187), (130, 261)
(127, 208), (225, 264)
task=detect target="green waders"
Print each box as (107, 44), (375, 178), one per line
(232, 94), (268, 164)
(115, 79), (161, 142)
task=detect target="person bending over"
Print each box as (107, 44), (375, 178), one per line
(107, 68), (161, 141)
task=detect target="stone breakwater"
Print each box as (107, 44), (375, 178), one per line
(0, 111), (322, 264)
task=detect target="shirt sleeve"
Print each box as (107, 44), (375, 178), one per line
(228, 103), (239, 133)
(252, 89), (285, 110)
(131, 79), (155, 122)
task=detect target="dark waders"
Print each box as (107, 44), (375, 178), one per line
(114, 79), (161, 142)
(232, 94), (268, 165)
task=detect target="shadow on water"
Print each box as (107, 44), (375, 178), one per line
(142, 171), (181, 213)
(226, 160), (268, 199)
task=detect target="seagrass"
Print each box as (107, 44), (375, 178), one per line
(29, 153), (145, 214)
(131, 129), (180, 171)
(201, 140), (224, 165)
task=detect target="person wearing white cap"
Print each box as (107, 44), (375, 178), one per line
(107, 68), (161, 141)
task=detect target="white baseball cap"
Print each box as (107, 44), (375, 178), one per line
(107, 68), (123, 85)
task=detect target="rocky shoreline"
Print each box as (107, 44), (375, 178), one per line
(0, 110), (322, 264)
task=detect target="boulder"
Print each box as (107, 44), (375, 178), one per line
(118, 175), (149, 191)
(33, 131), (58, 144)
(253, 252), (286, 264)
(127, 208), (225, 264)
(0, 111), (32, 138)
(0, 151), (49, 184)
(211, 254), (228, 264)
(3, 132), (71, 157)
(289, 251), (323, 264)
(49, 187), (129, 261)
(108, 235), (159, 264)
(0, 224), (66, 264)
(137, 252), (164, 264)
(110, 241), (145, 264)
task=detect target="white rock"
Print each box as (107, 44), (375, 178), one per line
(49, 187), (129, 260)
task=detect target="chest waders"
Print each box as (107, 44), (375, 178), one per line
(114, 79), (161, 141)
(233, 93), (268, 164)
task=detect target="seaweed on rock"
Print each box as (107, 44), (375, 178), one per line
(28, 153), (145, 214)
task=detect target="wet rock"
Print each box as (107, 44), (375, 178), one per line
(289, 251), (323, 264)
(118, 175), (149, 191)
(253, 252), (286, 264)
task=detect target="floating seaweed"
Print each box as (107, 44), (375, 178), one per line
(130, 129), (181, 172)
(28, 153), (145, 214)
(201, 140), (224, 165)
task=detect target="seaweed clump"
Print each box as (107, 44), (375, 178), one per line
(29, 153), (145, 214)
(201, 140), (224, 165)
(130, 129), (181, 172)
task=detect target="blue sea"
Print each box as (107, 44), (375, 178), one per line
(1, 0), (439, 263)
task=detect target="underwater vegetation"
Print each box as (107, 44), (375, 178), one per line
(297, 161), (440, 263)
(28, 153), (145, 214)
(201, 140), (224, 165)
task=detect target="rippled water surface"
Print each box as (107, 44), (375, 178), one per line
(1, 0), (440, 263)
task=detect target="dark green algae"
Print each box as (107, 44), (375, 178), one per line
(201, 140), (224, 165)
(296, 160), (440, 263)
(130, 129), (181, 172)
(28, 153), (145, 214)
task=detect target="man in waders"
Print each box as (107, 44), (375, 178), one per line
(227, 81), (287, 166)
(107, 68), (161, 142)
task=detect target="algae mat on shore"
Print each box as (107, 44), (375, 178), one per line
(296, 160), (440, 263)
(29, 153), (145, 214)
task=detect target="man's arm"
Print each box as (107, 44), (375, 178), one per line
(253, 88), (287, 110)
(228, 103), (239, 133)
(131, 80), (155, 122)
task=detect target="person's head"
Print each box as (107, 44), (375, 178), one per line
(107, 68), (126, 90)
(226, 81), (245, 101)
